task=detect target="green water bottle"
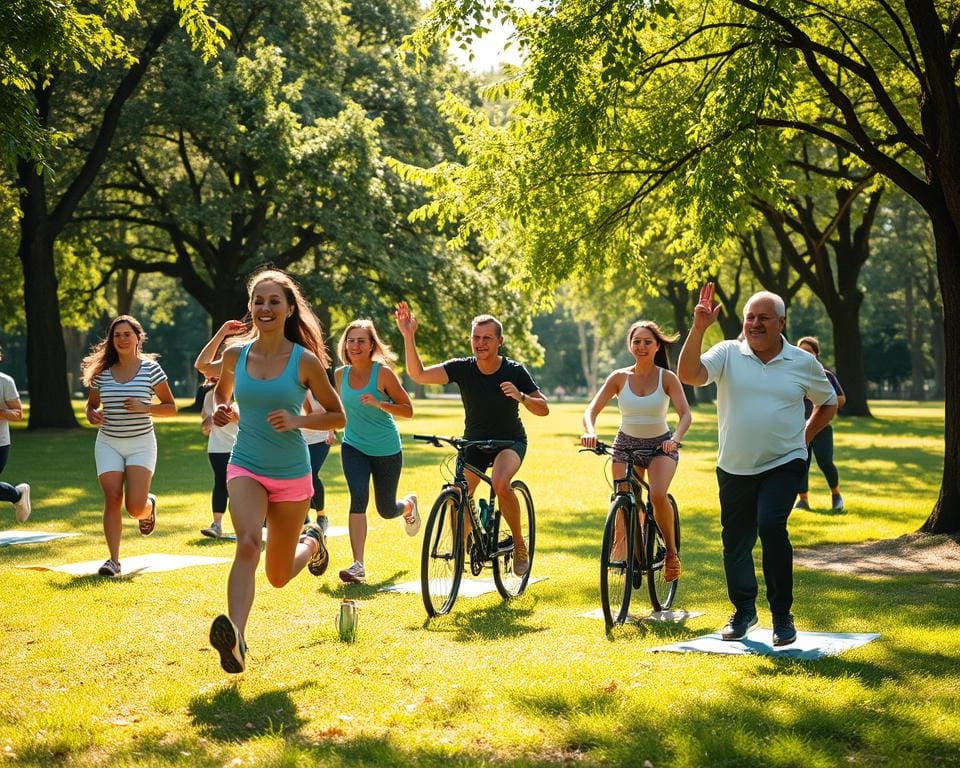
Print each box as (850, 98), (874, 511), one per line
(478, 498), (492, 534)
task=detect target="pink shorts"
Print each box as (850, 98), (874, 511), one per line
(226, 464), (313, 503)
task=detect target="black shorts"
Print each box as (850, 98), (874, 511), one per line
(463, 440), (527, 474)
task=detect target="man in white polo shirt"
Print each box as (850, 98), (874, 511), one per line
(678, 284), (837, 646)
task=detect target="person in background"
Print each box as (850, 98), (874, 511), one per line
(335, 319), (417, 584)
(82, 316), (178, 577)
(0, 345), (30, 523)
(195, 321), (247, 538)
(794, 336), (846, 512)
(302, 390), (335, 533)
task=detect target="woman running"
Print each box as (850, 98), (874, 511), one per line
(208, 268), (345, 674)
(335, 319), (418, 584)
(82, 315), (177, 576)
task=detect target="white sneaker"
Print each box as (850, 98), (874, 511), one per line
(338, 561), (366, 583)
(13, 483), (31, 523)
(403, 494), (420, 536)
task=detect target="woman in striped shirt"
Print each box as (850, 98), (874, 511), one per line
(82, 315), (177, 576)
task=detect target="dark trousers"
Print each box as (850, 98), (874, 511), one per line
(308, 441), (330, 511)
(340, 442), (403, 518)
(717, 459), (805, 616)
(800, 425), (839, 493)
(0, 444), (21, 504)
(208, 452), (230, 514)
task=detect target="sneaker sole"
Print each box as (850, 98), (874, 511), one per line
(338, 571), (365, 584)
(210, 615), (245, 673)
(97, 562), (120, 577)
(15, 485), (31, 523)
(200, 529), (221, 539)
(773, 630), (798, 647)
(139, 495), (157, 536)
(307, 534), (329, 576)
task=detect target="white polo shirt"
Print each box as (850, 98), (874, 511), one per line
(702, 337), (837, 475)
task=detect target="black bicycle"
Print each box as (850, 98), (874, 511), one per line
(581, 441), (680, 627)
(415, 434), (536, 617)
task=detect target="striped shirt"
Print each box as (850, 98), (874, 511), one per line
(92, 359), (168, 438)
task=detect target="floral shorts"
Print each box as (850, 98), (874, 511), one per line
(611, 431), (679, 467)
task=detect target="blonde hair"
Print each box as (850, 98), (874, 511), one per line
(81, 315), (155, 387)
(337, 319), (397, 365)
(627, 320), (680, 370)
(243, 268), (331, 368)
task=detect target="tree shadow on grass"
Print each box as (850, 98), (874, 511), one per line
(189, 681), (311, 742)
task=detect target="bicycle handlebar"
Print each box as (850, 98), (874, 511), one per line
(578, 440), (681, 459)
(414, 434), (516, 452)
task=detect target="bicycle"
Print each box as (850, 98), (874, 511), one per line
(581, 441), (681, 627)
(414, 434), (536, 617)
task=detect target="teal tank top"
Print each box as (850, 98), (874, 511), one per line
(230, 342), (309, 478)
(340, 362), (402, 456)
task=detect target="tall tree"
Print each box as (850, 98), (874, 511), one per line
(6, 2), (225, 428)
(412, 0), (960, 533)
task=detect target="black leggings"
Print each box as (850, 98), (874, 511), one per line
(0, 445), (21, 504)
(800, 425), (839, 493)
(340, 442), (404, 518)
(208, 452), (230, 514)
(308, 441), (330, 511)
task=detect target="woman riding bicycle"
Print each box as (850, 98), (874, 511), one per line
(580, 320), (691, 582)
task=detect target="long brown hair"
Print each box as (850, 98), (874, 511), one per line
(627, 320), (680, 371)
(337, 319), (397, 366)
(81, 315), (153, 387)
(245, 268), (330, 368)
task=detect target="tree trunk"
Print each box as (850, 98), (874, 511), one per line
(905, 278), (926, 400)
(827, 294), (871, 416)
(919, 215), (960, 533)
(17, 166), (79, 429)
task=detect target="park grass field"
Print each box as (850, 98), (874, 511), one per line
(0, 399), (955, 767)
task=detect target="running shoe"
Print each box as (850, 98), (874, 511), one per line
(139, 494), (157, 536)
(301, 523), (329, 576)
(338, 561), (366, 583)
(209, 614), (246, 673)
(13, 483), (31, 523)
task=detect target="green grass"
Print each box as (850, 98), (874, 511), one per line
(0, 399), (955, 767)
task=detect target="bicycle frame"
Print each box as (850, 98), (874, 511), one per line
(417, 434), (536, 617)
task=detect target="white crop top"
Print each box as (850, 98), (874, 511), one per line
(617, 368), (670, 438)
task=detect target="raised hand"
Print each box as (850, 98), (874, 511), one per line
(219, 319), (247, 337)
(394, 301), (417, 338)
(693, 282), (722, 331)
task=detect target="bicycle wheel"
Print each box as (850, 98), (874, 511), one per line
(646, 494), (680, 611)
(492, 480), (536, 598)
(420, 489), (464, 617)
(600, 497), (634, 628)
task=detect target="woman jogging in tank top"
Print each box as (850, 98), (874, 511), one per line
(208, 268), (345, 674)
(82, 315), (178, 577)
(580, 320), (691, 582)
(334, 319), (418, 584)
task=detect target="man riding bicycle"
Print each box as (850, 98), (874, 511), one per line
(395, 302), (549, 576)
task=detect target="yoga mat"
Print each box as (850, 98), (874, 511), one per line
(648, 629), (880, 660)
(19, 553), (230, 576)
(578, 607), (705, 624)
(0, 531), (81, 547)
(381, 576), (546, 597)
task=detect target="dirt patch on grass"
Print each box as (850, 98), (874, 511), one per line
(794, 533), (960, 578)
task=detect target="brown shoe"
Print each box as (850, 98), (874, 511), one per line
(139, 494), (157, 536)
(664, 552), (681, 582)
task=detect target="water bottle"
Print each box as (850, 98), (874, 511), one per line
(479, 498), (495, 536)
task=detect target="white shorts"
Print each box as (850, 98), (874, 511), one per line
(95, 431), (158, 475)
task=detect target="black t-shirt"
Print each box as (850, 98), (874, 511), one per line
(443, 356), (539, 441)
